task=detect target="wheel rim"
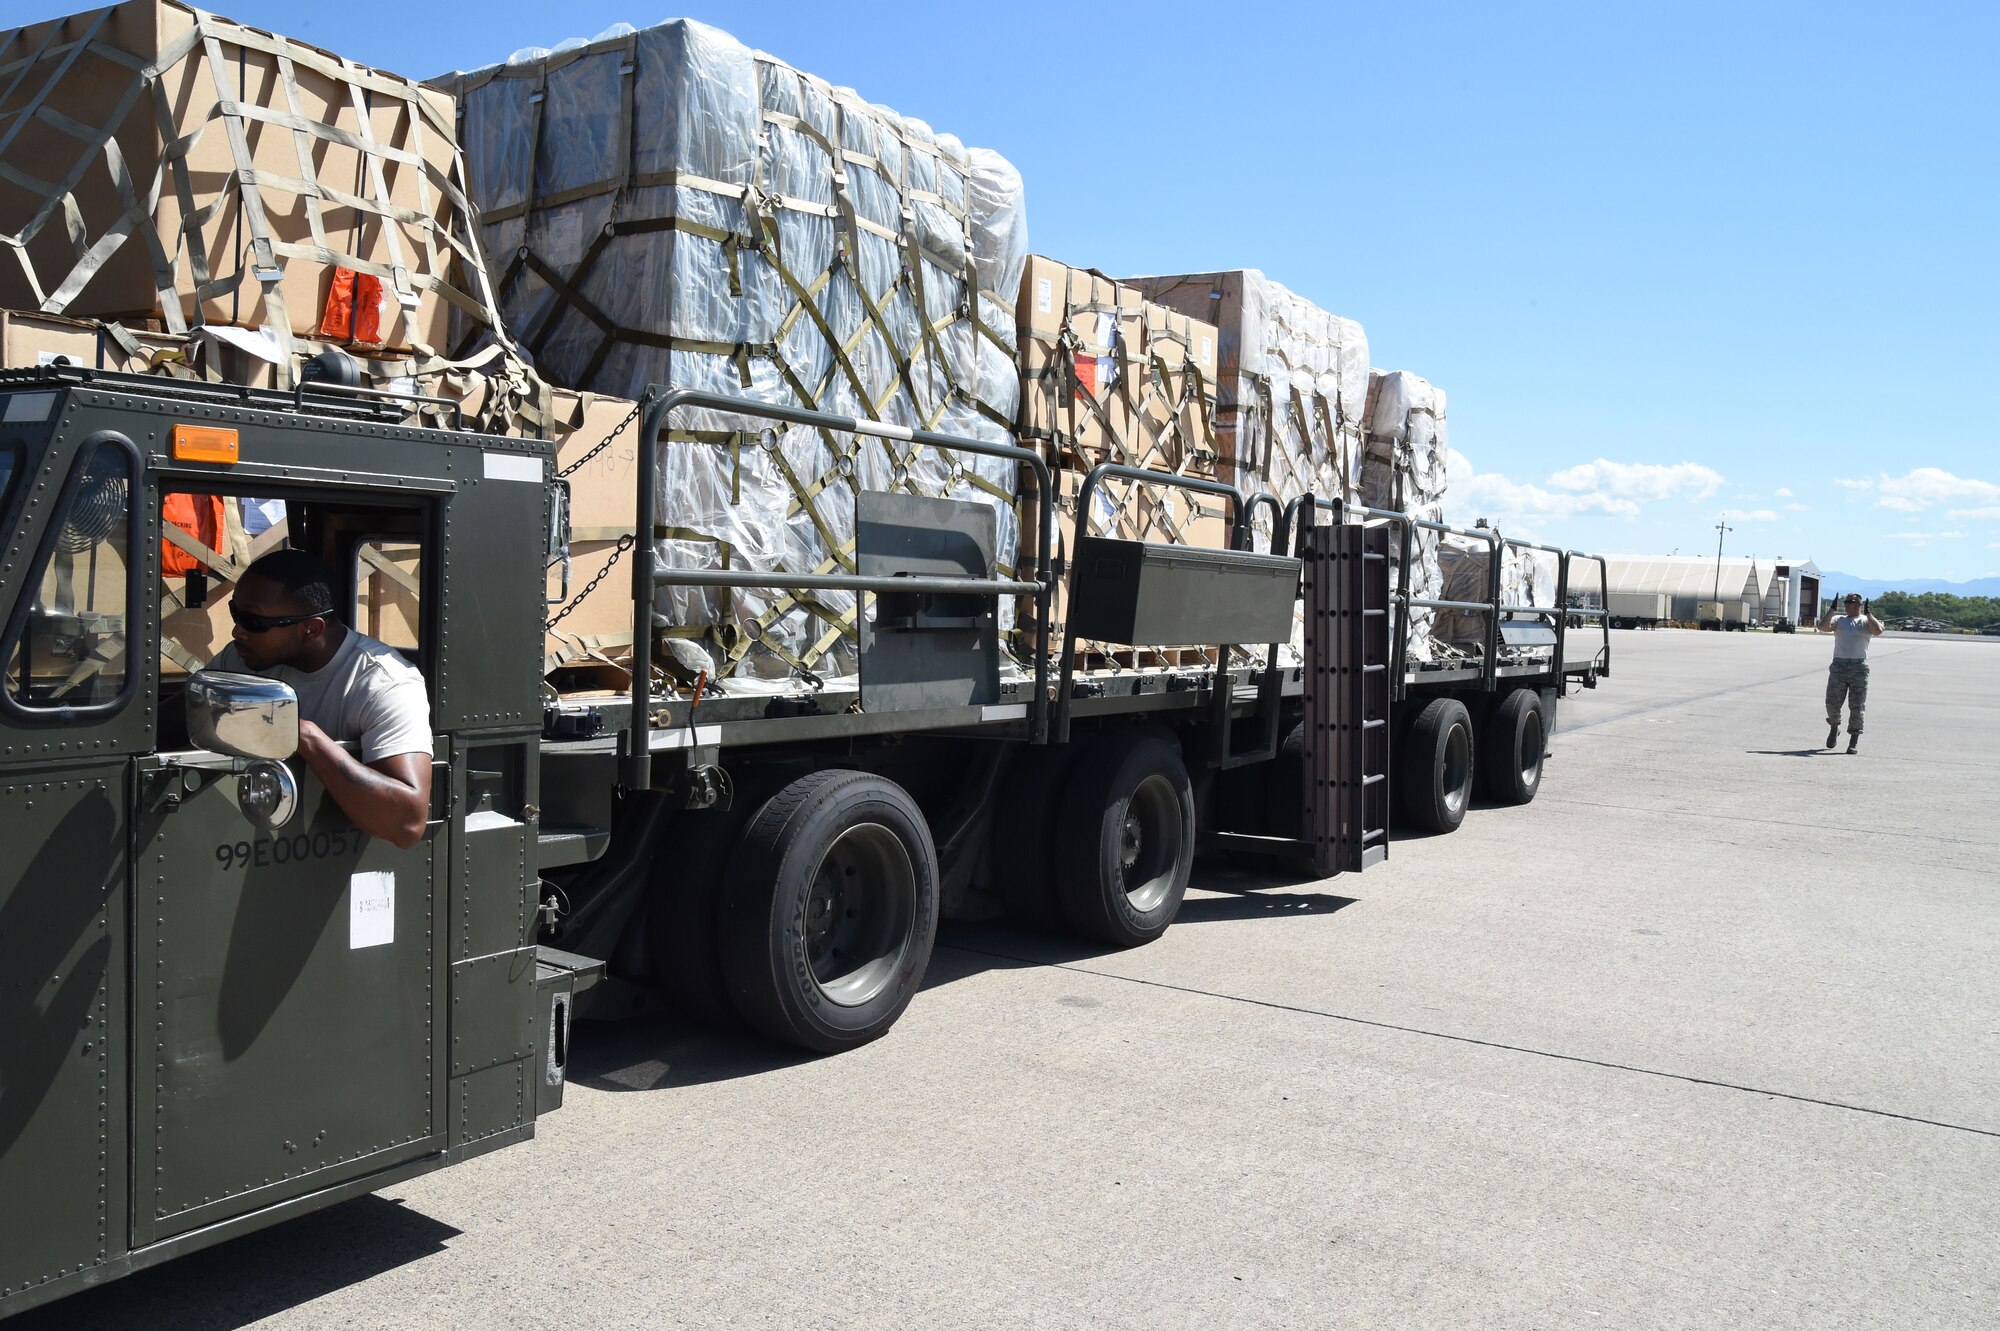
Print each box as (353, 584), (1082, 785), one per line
(1119, 774), (1184, 913)
(1443, 723), (1472, 815)
(1520, 711), (1544, 786)
(802, 822), (916, 1008)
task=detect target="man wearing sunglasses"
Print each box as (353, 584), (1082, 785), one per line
(208, 549), (432, 848)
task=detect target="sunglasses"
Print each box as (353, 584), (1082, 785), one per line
(228, 602), (325, 633)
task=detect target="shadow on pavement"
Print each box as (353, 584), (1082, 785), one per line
(573, 867), (1362, 1089)
(1177, 888), (1357, 924)
(1747, 748), (1836, 758)
(567, 1014), (816, 1092)
(7, 1195), (457, 1331)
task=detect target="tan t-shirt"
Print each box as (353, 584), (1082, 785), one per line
(211, 630), (433, 762)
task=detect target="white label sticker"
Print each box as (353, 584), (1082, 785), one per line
(1036, 277), (1052, 314)
(483, 451), (543, 483)
(544, 211), (584, 266)
(350, 871), (395, 949)
(1201, 336), (1212, 363)
(3, 392), (56, 422)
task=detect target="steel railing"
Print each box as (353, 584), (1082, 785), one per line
(623, 389), (1057, 789)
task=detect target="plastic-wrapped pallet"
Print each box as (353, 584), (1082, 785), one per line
(1123, 269), (1368, 540)
(440, 20), (1028, 684)
(1362, 370), (1450, 660)
(1431, 537), (1552, 658)
(0, 0), (517, 378)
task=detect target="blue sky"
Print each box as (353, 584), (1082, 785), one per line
(20, 1), (1999, 579)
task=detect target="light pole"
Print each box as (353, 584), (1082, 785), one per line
(1713, 519), (1733, 617)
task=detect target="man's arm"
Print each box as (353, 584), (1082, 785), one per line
(1863, 598), (1885, 636)
(1816, 599), (1838, 631)
(295, 719), (431, 849)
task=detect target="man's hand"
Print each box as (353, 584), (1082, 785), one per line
(292, 719), (432, 849)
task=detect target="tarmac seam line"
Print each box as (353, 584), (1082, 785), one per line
(940, 941), (2000, 1141)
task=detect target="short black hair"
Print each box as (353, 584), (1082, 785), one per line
(241, 548), (336, 616)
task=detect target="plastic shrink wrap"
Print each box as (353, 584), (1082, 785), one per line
(1362, 370), (1450, 660)
(1123, 269), (1368, 533)
(0, 0), (513, 375)
(441, 20), (1027, 684)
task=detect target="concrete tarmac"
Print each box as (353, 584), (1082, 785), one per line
(24, 629), (1999, 1330)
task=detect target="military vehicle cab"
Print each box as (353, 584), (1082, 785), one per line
(0, 365), (597, 1316)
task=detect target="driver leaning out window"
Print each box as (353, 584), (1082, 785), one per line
(207, 549), (432, 848)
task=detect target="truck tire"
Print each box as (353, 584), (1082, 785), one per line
(1477, 688), (1545, 806)
(1056, 734), (1195, 948)
(1400, 697), (1474, 834)
(718, 770), (939, 1053)
(993, 743), (1078, 931)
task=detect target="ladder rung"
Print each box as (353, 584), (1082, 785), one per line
(1362, 664), (1386, 674)
(1361, 773), (1386, 787)
(1362, 718), (1387, 730)
(1361, 828), (1385, 843)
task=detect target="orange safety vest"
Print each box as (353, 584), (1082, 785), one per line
(162, 493), (226, 578)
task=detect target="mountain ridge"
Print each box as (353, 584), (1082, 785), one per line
(1815, 571), (2000, 598)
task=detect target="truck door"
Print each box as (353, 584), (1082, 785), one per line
(127, 496), (446, 1248)
(0, 424), (145, 1296)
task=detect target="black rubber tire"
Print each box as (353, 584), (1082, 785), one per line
(1400, 697), (1475, 834)
(1055, 734), (1195, 948)
(992, 742), (1079, 931)
(717, 770), (939, 1053)
(1477, 688), (1545, 806)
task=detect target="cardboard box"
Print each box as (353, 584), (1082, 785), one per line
(0, 309), (201, 375)
(1016, 255), (1216, 475)
(0, 0), (478, 357)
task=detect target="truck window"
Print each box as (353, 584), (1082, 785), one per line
(159, 492), (287, 679)
(3, 439), (136, 709)
(355, 539), (422, 654)
(0, 443), (19, 517)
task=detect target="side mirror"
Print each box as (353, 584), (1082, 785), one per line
(187, 671), (299, 761)
(187, 672), (301, 831)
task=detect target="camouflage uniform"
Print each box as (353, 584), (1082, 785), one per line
(1825, 657), (1868, 735)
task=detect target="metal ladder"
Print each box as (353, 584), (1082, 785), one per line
(1298, 520), (1392, 877)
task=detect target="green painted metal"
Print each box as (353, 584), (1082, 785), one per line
(0, 370), (566, 1321)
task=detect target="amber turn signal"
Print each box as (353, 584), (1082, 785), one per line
(171, 423), (239, 463)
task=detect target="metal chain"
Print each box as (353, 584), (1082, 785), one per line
(547, 534), (636, 630)
(556, 401), (643, 480)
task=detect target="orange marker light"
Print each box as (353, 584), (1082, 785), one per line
(171, 424), (239, 464)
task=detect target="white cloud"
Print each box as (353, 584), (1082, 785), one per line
(1784, 502), (1810, 512)
(1775, 487), (1793, 498)
(1870, 468), (2000, 513)
(1885, 530), (1964, 544)
(1453, 471), (1641, 525)
(1446, 449), (1639, 532)
(1946, 505), (2000, 522)
(1545, 458), (1723, 502)
(1833, 477), (1872, 491)
(1720, 508), (1778, 521)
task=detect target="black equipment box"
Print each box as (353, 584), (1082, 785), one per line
(1068, 536), (1300, 646)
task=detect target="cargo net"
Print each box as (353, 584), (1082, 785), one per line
(1020, 306), (1228, 668)
(0, 2), (519, 390)
(445, 19), (1027, 687)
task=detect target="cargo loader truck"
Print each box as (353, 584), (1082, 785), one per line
(0, 366), (1606, 1317)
